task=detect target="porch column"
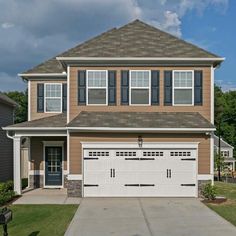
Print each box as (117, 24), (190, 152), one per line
(13, 136), (22, 194)
(233, 161), (235, 172)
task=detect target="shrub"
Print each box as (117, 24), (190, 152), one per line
(202, 183), (217, 200)
(0, 181), (15, 206)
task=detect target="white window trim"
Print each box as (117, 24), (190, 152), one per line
(86, 70), (108, 106)
(129, 70), (151, 106)
(172, 70), (194, 106)
(44, 83), (63, 113)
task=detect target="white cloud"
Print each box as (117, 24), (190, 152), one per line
(1, 22), (14, 29)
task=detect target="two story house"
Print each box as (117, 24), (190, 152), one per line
(4, 20), (224, 197)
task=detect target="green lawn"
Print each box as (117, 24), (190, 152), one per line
(206, 181), (236, 226)
(7, 205), (78, 236)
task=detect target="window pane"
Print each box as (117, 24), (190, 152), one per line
(174, 71), (193, 88)
(174, 89), (192, 105)
(131, 71), (149, 87)
(131, 89), (149, 104)
(46, 98), (61, 112)
(88, 71), (106, 87)
(88, 89), (106, 104)
(45, 84), (61, 97)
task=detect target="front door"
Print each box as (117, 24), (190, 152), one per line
(45, 147), (62, 186)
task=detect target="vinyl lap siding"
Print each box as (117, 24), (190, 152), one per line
(0, 103), (14, 182)
(69, 133), (210, 175)
(69, 66), (211, 122)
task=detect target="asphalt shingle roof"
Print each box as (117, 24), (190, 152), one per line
(6, 112), (214, 130)
(22, 20), (221, 74)
(0, 92), (18, 107)
(214, 135), (234, 149)
(68, 112), (214, 129)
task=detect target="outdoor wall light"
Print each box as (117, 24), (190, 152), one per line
(138, 136), (143, 148)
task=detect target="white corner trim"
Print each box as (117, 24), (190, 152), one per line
(210, 132), (214, 175)
(56, 57), (225, 62)
(211, 66), (215, 124)
(67, 65), (70, 124)
(67, 130), (70, 173)
(81, 142), (199, 149)
(67, 174), (83, 180)
(198, 174), (214, 181)
(28, 80), (31, 121)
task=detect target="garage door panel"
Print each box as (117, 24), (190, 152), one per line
(83, 147), (197, 197)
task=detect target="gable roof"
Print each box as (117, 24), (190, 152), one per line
(22, 20), (223, 75)
(214, 135), (234, 149)
(0, 92), (18, 107)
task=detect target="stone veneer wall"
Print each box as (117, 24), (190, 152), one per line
(64, 176), (82, 197)
(198, 180), (211, 197)
(29, 175), (43, 188)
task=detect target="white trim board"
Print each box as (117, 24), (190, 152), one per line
(19, 73), (67, 77)
(198, 174), (214, 181)
(67, 174), (83, 180)
(81, 142), (199, 149)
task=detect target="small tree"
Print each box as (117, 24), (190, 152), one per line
(214, 152), (225, 180)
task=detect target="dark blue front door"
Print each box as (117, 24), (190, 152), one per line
(45, 147), (62, 186)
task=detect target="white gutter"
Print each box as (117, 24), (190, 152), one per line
(3, 126), (215, 132)
(18, 73), (67, 77)
(56, 57), (225, 61)
(6, 130), (14, 139)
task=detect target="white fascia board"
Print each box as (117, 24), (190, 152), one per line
(18, 73), (67, 77)
(2, 127), (67, 131)
(56, 57), (225, 61)
(68, 127), (216, 132)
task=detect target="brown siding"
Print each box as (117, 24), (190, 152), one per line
(30, 80), (67, 121)
(69, 133), (210, 175)
(30, 137), (67, 171)
(69, 66), (211, 122)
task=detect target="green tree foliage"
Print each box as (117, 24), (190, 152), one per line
(214, 85), (236, 158)
(4, 90), (28, 123)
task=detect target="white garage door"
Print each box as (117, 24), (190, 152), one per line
(83, 148), (197, 197)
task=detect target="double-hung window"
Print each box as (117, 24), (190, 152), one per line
(87, 70), (107, 105)
(44, 83), (62, 112)
(173, 71), (194, 105)
(130, 70), (150, 105)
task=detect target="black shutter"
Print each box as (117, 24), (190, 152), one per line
(37, 83), (44, 112)
(62, 84), (67, 112)
(121, 71), (129, 105)
(78, 71), (86, 105)
(108, 71), (116, 105)
(151, 71), (160, 105)
(194, 70), (203, 106)
(164, 71), (172, 106)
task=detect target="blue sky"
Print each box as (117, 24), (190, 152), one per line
(0, 0), (234, 92)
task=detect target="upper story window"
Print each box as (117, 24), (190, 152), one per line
(130, 70), (151, 105)
(221, 150), (229, 157)
(44, 83), (62, 112)
(87, 70), (107, 105)
(173, 71), (194, 106)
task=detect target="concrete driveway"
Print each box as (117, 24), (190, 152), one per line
(65, 198), (236, 236)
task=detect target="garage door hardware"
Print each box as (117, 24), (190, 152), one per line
(181, 184), (196, 186)
(167, 169), (171, 178)
(84, 157), (99, 160)
(84, 184), (99, 187)
(124, 184), (155, 187)
(181, 158), (196, 161)
(110, 169), (115, 178)
(125, 158), (155, 160)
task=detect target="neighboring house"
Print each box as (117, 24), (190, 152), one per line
(3, 20), (224, 197)
(214, 135), (235, 171)
(0, 92), (17, 182)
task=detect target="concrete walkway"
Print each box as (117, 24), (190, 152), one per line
(65, 198), (236, 236)
(13, 188), (81, 205)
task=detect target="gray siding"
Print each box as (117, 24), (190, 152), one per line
(0, 102), (14, 182)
